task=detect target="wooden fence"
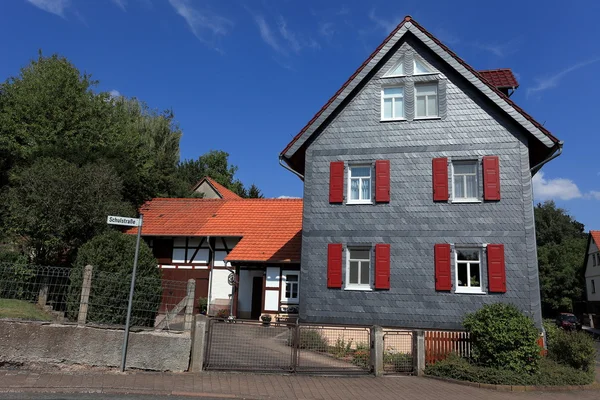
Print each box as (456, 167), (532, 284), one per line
(425, 331), (471, 365)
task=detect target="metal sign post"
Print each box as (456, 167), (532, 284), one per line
(106, 215), (143, 372)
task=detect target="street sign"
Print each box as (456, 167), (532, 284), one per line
(107, 215), (141, 227)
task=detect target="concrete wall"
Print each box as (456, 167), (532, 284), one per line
(0, 321), (191, 372)
(300, 35), (542, 330)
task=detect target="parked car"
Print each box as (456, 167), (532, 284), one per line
(555, 313), (582, 331)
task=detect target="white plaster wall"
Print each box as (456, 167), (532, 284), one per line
(264, 290), (279, 312)
(210, 269), (232, 304)
(265, 266), (280, 288)
(237, 270), (264, 313)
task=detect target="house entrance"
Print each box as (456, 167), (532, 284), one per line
(251, 276), (263, 319)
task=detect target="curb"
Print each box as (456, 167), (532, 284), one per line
(0, 387), (250, 399)
(424, 375), (600, 392)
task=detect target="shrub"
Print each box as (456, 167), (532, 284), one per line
(463, 303), (540, 373)
(67, 230), (161, 327)
(425, 353), (594, 386)
(331, 337), (353, 358)
(542, 318), (559, 347)
(384, 352), (412, 372)
(548, 329), (596, 372)
(0, 252), (35, 300)
(292, 329), (328, 351)
(215, 308), (229, 318)
(351, 349), (370, 369)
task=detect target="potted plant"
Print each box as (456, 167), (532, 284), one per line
(261, 314), (272, 326)
(197, 297), (208, 315)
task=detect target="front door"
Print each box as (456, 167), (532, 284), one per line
(251, 276), (263, 320)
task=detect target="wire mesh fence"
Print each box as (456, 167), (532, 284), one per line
(383, 331), (413, 374)
(0, 262), (193, 331)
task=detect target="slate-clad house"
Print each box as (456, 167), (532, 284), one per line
(279, 16), (562, 329)
(584, 231), (600, 315)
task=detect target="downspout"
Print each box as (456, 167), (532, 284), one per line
(279, 155), (304, 180)
(206, 236), (213, 315)
(530, 141), (563, 176)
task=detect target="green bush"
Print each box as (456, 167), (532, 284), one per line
(425, 353), (594, 386)
(0, 252), (35, 300)
(463, 303), (541, 373)
(548, 329), (596, 372)
(291, 329), (328, 351)
(384, 352), (413, 372)
(351, 349), (370, 369)
(67, 230), (161, 327)
(542, 318), (559, 347)
(331, 337), (353, 358)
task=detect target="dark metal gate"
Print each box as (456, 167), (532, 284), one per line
(204, 319), (372, 374)
(382, 330), (414, 374)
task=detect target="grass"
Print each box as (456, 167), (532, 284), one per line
(0, 298), (53, 321)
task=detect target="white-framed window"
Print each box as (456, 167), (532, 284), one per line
(346, 248), (371, 289)
(452, 160), (479, 202)
(385, 61), (404, 77)
(281, 271), (299, 304)
(381, 87), (405, 120)
(415, 84), (438, 118)
(347, 165), (372, 204)
(455, 248), (483, 294)
(414, 59), (432, 74)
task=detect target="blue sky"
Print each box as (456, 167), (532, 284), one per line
(2, 0), (600, 230)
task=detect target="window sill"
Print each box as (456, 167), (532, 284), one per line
(344, 286), (373, 291)
(414, 116), (441, 120)
(451, 199), (482, 204)
(281, 300), (299, 305)
(346, 201), (373, 205)
(380, 118), (407, 122)
(455, 289), (486, 295)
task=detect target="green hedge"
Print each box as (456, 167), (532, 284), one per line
(425, 353), (594, 386)
(548, 329), (596, 372)
(67, 230), (161, 327)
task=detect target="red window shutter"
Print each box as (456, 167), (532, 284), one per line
(483, 156), (501, 201)
(434, 244), (451, 291)
(329, 161), (345, 203)
(375, 244), (391, 289)
(487, 244), (506, 293)
(327, 243), (343, 288)
(375, 160), (391, 203)
(432, 158), (449, 201)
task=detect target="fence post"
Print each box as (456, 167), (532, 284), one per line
(184, 279), (196, 332)
(412, 330), (425, 376)
(190, 314), (209, 372)
(370, 325), (384, 376)
(37, 285), (49, 307)
(77, 265), (93, 326)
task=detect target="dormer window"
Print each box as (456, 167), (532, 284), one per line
(414, 58), (432, 74)
(387, 62), (404, 77)
(381, 87), (405, 120)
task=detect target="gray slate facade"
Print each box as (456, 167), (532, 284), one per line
(292, 32), (547, 330)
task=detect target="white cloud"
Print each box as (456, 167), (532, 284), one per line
(253, 15), (319, 57)
(168, 0), (233, 51)
(527, 58), (600, 96)
(26, 0), (70, 18)
(254, 15), (285, 55)
(109, 89), (121, 98)
(368, 9), (401, 33)
(588, 191), (600, 200)
(318, 21), (335, 40)
(277, 195), (301, 199)
(111, 0), (127, 12)
(532, 171), (582, 201)
(473, 38), (520, 58)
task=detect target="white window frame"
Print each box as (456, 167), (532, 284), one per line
(454, 247), (484, 294)
(384, 60), (405, 77)
(347, 165), (373, 204)
(451, 160), (480, 203)
(381, 87), (405, 121)
(345, 247), (372, 290)
(413, 58), (436, 75)
(281, 270), (299, 304)
(414, 84), (439, 119)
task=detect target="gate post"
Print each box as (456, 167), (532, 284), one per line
(412, 330), (425, 376)
(371, 325), (384, 376)
(190, 314), (209, 372)
(77, 265), (93, 326)
(184, 279), (195, 332)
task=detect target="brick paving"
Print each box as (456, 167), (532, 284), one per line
(0, 370), (598, 399)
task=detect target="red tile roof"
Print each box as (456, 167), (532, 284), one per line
(590, 231), (600, 248)
(193, 176), (242, 200)
(126, 198), (302, 263)
(280, 16), (559, 162)
(479, 69), (519, 89)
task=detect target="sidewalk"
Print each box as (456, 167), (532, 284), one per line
(0, 369), (598, 400)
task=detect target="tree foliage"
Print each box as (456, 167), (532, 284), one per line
(68, 230), (161, 326)
(534, 201), (587, 314)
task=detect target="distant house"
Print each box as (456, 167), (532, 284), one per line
(279, 16), (562, 329)
(127, 197), (302, 319)
(192, 176), (242, 199)
(584, 231), (600, 314)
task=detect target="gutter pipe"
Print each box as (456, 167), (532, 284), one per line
(279, 155), (305, 180)
(530, 141), (564, 175)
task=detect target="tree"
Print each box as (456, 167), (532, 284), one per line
(247, 184), (264, 198)
(1, 158), (132, 265)
(534, 201), (587, 315)
(67, 230), (161, 326)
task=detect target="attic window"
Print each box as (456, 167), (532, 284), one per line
(414, 58), (433, 75)
(386, 61), (404, 77)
